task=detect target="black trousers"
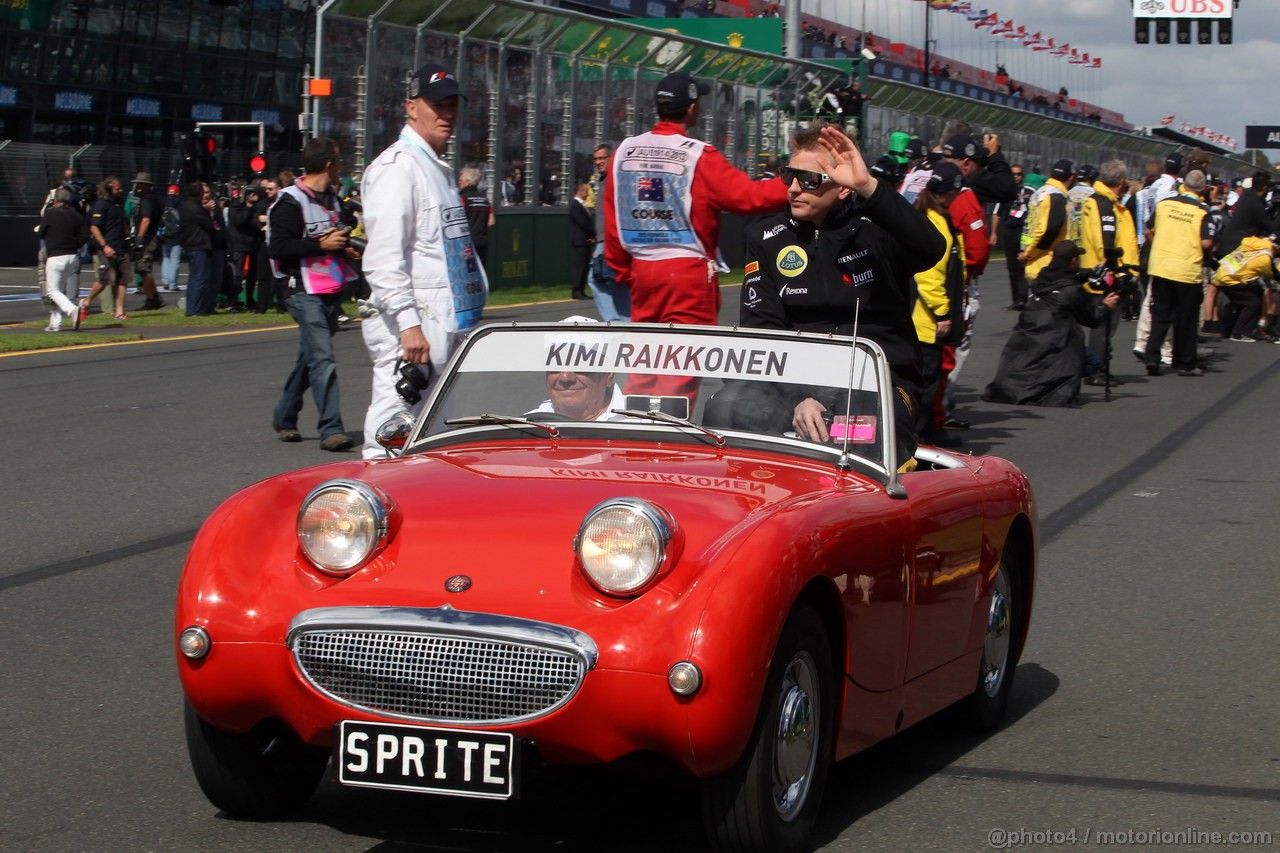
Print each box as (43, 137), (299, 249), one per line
(1146, 276), (1203, 370)
(1001, 226), (1027, 307)
(570, 244), (590, 297)
(915, 343), (945, 435)
(1222, 284), (1262, 338)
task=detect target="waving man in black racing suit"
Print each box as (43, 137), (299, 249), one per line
(740, 121), (945, 462)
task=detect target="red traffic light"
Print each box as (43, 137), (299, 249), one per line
(249, 152), (268, 175)
(203, 135), (217, 154)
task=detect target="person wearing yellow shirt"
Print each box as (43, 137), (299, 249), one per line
(1144, 170), (1214, 377)
(1019, 159), (1076, 282)
(1079, 160), (1140, 387)
(911, 161), (967, 449)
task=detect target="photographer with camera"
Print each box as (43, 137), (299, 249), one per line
(358, 63), (489, 459)
(225, 180), (263, 311)
(267, 137), (360, 452)
(1215, 172), (1280, 342)
(983, 241), (1120, 408)
(126, 172), (166, 311)
(78, 177), (134, 322)
(1079, 160), (1140, 390)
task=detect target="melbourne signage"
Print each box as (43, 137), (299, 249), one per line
(1132, 0), (1231, 19)
(53, 90), (93, 112)
(250, 108), (281, 128)
(125, 97), (161, 118)
(1244, 126), (1280, 150)
(191, 102), (223, 122)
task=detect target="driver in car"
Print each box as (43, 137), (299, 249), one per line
(532, 371), (627, 421)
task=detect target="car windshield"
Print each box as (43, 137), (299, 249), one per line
(409, 324), (896, 473)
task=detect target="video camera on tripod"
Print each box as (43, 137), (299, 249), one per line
(1086, 246), (1139, 301)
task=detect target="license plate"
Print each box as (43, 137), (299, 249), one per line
(336, 720), (518, 799)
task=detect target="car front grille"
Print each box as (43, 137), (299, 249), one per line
(289, 607), (596, 725)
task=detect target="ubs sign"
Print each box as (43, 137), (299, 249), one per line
(1132, 0), (1231, 17)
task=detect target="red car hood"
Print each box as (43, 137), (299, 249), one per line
(182, 439), (878, 675)
(361, 440), (857, 594)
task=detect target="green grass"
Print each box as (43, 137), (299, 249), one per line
(0, 331), (141, 353)
(0, 276), (745, 353)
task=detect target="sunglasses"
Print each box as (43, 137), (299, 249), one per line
(1011, 172), (1024, 177)
(780, 166), (832, 191)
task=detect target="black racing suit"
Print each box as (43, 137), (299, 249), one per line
(740, 179), (945, 458)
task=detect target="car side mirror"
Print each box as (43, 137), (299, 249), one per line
(374, 411), (416, 456)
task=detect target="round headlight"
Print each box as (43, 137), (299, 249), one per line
(297, 479), (389, 575)
(576, 498), (673, 595)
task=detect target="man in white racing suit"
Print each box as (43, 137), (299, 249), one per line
(359, 63), (488, 458)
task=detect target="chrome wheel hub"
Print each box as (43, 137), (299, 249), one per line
(772, 652), (819, 820)
(981, 566), (1012, 698)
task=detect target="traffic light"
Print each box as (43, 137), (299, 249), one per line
(249, 152), (268, 177)
(1154, 18), (1171, 44)
(1135, 20), (1150, 44)
(198, 132), (218, 182)
(178, 132), (200, 184)
(1175, 19), (1192, 44)
(1196, 21), (1213, 44)
(1218, 19), (1232, 43)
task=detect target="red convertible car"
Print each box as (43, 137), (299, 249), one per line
(177, 322), (1036, 852)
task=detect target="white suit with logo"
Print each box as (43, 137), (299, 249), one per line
(359, 126), (488, 458)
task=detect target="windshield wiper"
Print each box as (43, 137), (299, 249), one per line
(445, 414), (560, 437)
(611, 409), (725, 447)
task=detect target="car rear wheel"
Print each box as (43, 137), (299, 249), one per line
(184, 701), (329, 818)
(702, 604), (834, 853)
(954, 555), (1021, 731)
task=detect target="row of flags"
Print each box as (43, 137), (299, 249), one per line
(914, 0), (1102, 68)
(1159, 115), (1235, 149)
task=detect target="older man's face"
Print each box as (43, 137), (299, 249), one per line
(546, 371), (614, 419)
(406, 95), (459, 156)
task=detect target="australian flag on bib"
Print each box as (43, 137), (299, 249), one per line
(637, 176), (665, 202)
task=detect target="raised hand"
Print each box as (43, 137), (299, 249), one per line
(817, 125), (876, 198)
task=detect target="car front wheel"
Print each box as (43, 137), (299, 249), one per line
(184, 700), (329, 818)
(702, 603), (834, 853)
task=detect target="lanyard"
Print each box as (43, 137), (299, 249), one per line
(399, 128), (443, 166)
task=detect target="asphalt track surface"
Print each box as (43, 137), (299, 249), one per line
(2, 262), (1277, 852)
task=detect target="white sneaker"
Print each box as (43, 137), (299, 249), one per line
(44, 323), (60, 332)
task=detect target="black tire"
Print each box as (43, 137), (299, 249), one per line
(702, 604), (834, 853)
(954, 555), (1022, 732)
(184, 701), (329, 819)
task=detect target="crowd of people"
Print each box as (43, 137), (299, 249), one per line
(34, 166), (322, 329)
(32, 63), (1277, 465)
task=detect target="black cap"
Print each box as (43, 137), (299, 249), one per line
(942, 133), (986, 160)
(870, 155), (901, 183)
(1075, 164), (1098, 183)
(1050, 159), (1074, 180)
(927, 161), (964, 194)
(1164, 151), (1183, 174)
(654, 73), (710, 110)
(408, 63), (462, 102)
(1052, 240), (1084, 262)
